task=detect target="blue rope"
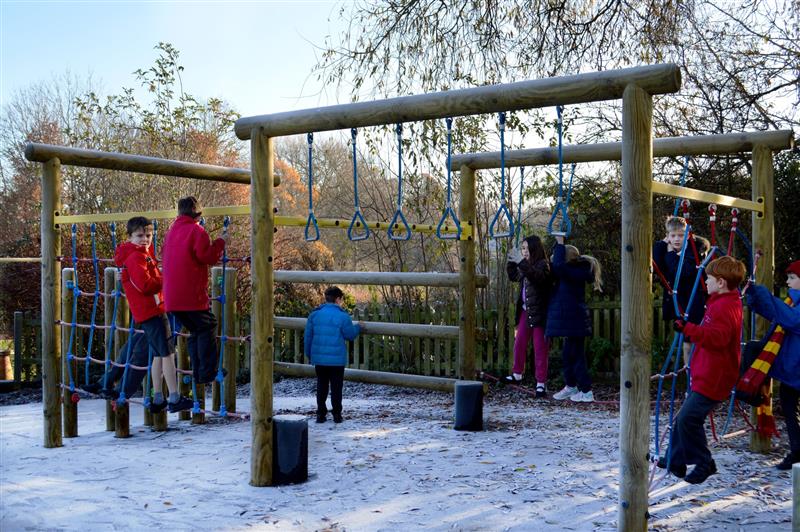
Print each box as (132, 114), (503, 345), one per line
(388, 123), (412, 241)
(305, 133), (320, 242)
(654, 332), (681, 457)
(671, 228), (692, 317)
(436, 118), (462, 240)
(65, 224), (79, 392)
(347, 128), (370, 241)
(84, 223), (100, 386)
(546, 106), (573, 237)
(143, 346), (154, 410)
(215, 216), (230, 416)
(117, 318), (137, 405)
(672, 156), (690, 216)
(515, 167), (525, 246)
(489, 112), (514, 239)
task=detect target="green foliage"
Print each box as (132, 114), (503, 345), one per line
(586, 336), (616, 376)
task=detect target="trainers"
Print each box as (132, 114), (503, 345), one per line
(685, 459), (717, 484)
(333, 414), (343, 424)
(553, 386), (578, 400)
(167, 396), (194, 413)
(535, 385), (547, 398)
(656, 456), (686, 478)
(149, 400), (167, 414)
(81, 382), (102, 395)
(776, 452), (800, 471)
(570, 390), (594, 403)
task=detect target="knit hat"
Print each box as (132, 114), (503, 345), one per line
(786, 260), (800, 277)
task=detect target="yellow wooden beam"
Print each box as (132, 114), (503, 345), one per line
(651, 181), (764, 214)
(53, 207), (472, 239)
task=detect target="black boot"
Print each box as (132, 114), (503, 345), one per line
(656, 456), (686, 478)
(685, 459), (717, 484)
(776, 452), (800, 471)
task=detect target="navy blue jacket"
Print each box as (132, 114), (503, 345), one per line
(304, 303), (361, 366)
(545, 244), (593, 338)
(653, 240), (706, 324)
(746, 286), (800, 389)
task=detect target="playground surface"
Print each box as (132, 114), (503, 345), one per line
(0, 378), (794, 531)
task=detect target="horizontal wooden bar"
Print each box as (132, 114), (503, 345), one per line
(275, 316), (460, 339)
(0, 257), (42, 263)
(275, 270), (489, 288)
(23, 143), (269, 185)
(274, 361), (464, 393)
(54, 205), (251, 226)
(235, 64), (681, 139)
(450, 130), (795, 169)
(651, 182), (763, 213)
(53, 209), (472, 239)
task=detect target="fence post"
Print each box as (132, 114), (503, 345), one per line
(61, 268), (78, 438)
(103, 268), (116, 431)
(13, 311), (23, 383)
(114, 274), (130, 437)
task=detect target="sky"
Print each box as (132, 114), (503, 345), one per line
(0, 0), (349, 118)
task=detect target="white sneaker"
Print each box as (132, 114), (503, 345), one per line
(553, 386), (578, 400)
(570, 390), (594, 403)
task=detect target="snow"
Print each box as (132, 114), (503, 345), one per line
(0, 378), (794, 531)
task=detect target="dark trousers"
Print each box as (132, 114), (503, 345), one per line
(668, 391), (719, 467)
(101, 334), (148, 397)
(315, 365), (345, 416)
(562, 337), (591, 392)
(170, 310), (218, 384)
(780, 383), (800, 454)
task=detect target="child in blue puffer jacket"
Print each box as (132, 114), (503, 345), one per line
(304, 286), (362, 424)
(745, 259), (800, 470)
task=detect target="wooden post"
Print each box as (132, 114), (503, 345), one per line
(61, 268), (78, 437)
(152, 376), (167, 431)
(115, 278), (130, 437)
(750, 144), (775, 453)
(250, 128), (275, 486)
(458, 165), (477, 380)
(41, 157), (62, 448)
(618, 84), (653, 532)
(224, 268), (237, 412)
(177, 333), (191, 421)
(13, 311), (23, 383)
(103, 268), (116, 431)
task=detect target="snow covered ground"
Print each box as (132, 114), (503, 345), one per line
(0, 378), (795, 531)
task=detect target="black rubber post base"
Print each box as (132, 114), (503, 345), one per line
(272, 414), (309, 485)
(454, 381), (484, 431)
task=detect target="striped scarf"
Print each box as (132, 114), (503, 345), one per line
(738, 296), (793, 438)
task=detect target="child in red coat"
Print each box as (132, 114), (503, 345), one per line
(659, 255), (746, 484)
(109, 217), (192, 413)
(162, 197), (227, 384)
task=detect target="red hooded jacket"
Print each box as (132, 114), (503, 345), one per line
(162, 215), (225, 312)
(114, 241), (164, 323)
(683, 290), (743, 401)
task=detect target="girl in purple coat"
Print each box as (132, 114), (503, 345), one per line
(505, 235), (553, 397)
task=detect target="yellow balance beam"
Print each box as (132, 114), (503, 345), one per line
(651, 182), (764, 215)
(53, 207), (473, 239)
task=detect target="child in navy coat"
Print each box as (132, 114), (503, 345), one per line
(304, 287), (361, 423)
(548, 236), (603, 403)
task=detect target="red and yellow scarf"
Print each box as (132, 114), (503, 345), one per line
(738, 296), (793, 438)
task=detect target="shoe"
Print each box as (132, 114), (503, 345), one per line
(100, 388), (119, 400)
(333, 414), (343, 424)
(656, 456), (686, 478)
(776, 452), (800, 471)
(504, 374), (523, 384)
(553, 386), (578, 400)
(316, 415), (326, 424)
(684, 460), (717, 484)
(81, 382), (102, 395)
(149, 400), (167, 414)
(535, 385), (547, 398)
(167, 396), (194, 413)
(570, 390), (594, 403)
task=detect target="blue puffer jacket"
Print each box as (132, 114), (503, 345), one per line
(304, 303), (361, 366)
(745, 286), (800, 389)
(545, 244), (593, 338)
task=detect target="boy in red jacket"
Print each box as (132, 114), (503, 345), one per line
(94, 217), (192, 413)
(659, 255), (746, 484)
(162, 197), (227, 384)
